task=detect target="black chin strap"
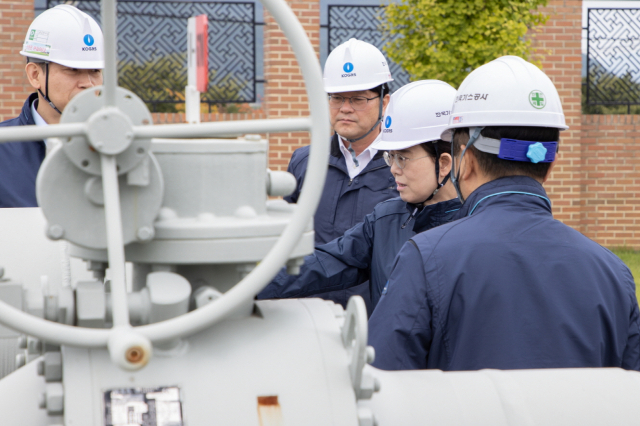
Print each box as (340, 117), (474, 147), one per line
(339, 85), (385, 167)
(37, 62), (61, 115)
(420, 142), (450, 204)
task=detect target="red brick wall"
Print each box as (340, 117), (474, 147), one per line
(581, 115), (640, 248)
(0, 0), (34, 121)
(531, 0), (584, 229)
(152, 111), (266, 124)
(263, 0), (320, 170)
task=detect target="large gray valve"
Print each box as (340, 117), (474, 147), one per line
(0, 0), (330, 370)
(1, 1), (640, 426)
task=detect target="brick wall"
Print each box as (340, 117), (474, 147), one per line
(531, 0), (584, 229)
(581, 115), (640, 248)
(152, 111), (266, 124)
(0, 0), (34, 121)
(263, 0), (320, 170)
(531, 0), (640, 249)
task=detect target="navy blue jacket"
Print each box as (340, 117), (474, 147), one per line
(285, 134), (399, 311)
(369, 176), (640, 371)
(0, 93), (45, 207)
(285, 134), (398, 245)
(258, 197), (461, 310)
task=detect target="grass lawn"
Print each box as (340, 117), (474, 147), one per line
(610, 248), (640, 302)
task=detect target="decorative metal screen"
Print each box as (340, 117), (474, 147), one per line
(47, 0), (257, 112)
(327, 5), (410, 94)
(586, 8), (640, 109)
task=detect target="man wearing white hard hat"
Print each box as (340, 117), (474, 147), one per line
(284, 39), (398, 310)
(0, 5), (104, 207)
(259, 81), (460, 312)
(369, 56), (640, 371)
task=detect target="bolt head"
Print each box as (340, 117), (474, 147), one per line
(365, 346), (375, 364)
(47, 224), (64, 240)
(15, 353), (26, 368)
(136, 226), (155, 242)
(38, 392), (46, 409)
(17, 335), (27, 349)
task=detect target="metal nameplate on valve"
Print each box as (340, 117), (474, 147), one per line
(104, 386), (183, 426)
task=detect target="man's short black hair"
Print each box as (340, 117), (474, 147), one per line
(371, 83), (390, 97)
(452, 126), (560, 181)
(26, 57), (47, 69)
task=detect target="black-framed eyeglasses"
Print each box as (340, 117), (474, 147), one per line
(328, 94), (380, 111)
(384, 151), (431, 170)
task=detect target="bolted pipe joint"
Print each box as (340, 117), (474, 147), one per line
(107, 326), (152, 371)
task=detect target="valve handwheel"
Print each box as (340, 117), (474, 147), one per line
(0, 0), (330, 370)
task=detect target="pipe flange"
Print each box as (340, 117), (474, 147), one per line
(60, 86), (152, 176)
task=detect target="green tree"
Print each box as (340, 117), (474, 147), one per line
(381, 0), (548, 88)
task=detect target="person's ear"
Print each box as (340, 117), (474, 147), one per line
(382, 93), (390, 113)
(438, 153), (452, 179)
(458, 145), (477, 182)
(25, 63), (43, 90)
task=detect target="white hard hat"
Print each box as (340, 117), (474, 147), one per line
(441, 55), (567, 141)
(20, 5), (104, 69)
(323, 38), (393, 93)
(373, 80), (456, 151)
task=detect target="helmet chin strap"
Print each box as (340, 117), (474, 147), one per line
(420, 142), (450, 204)
(451, 127), (483, 204)
(338, 85), (385, 167)
(37, 62), (62, 115)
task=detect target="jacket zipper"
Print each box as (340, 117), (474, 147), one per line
(401, 207), (419, 229)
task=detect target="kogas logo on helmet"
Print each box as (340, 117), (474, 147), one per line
(82, 34), (97, 51)
(342, 62), (356, 78)
(383, 116), (393, 133)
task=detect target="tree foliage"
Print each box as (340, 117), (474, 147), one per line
(382, 0), (549, 88)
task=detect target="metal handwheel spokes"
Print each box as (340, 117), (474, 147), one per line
(0, 0), (330, 370)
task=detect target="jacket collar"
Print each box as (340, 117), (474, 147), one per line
(20, 92), (39, 126)
(405, 198), (462, 233)
(329, 132), (386, 174)
(457, 176), (551, 218)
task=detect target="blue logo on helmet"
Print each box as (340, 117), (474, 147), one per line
(385, 116), (392, 128)
(83, 34), (94, 47)
(343, 62), (354, 73)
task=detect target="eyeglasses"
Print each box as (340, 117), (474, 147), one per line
(328, 94), (380, 111)
(384, 151), (431, 170)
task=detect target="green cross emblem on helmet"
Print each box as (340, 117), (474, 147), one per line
(529, 90), (546, 109)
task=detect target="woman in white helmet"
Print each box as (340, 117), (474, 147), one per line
(0, 5), (103, 208)
(369, 56), (640, 372)
(259, 80), (460, 312)
(284, 38), (399, 308)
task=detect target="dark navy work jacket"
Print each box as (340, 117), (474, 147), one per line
(285, 133), (398, 245)
(258, 197), (461, 310)
(285, 133), (399, 311)
(369, 176), (640, 371)
(0, 93), (45, 207)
